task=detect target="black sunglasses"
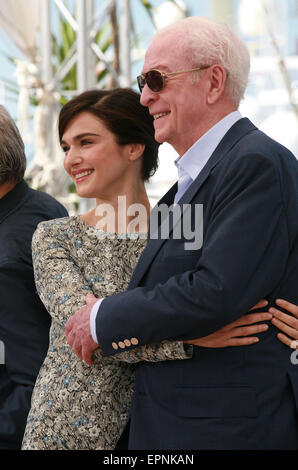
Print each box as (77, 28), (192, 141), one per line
(137, 66), (210, 93)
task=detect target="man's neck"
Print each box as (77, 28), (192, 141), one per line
(196, 104), (239, 142)
(0, 181), (17, 199)
(173, 101), (238, 157)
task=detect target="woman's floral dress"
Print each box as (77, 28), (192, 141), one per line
(21, 216), (191, 450)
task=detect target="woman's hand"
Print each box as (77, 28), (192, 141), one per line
(184, 299), (271, 348)
(269, 299), (298, 349)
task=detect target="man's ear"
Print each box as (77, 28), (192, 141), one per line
(128, 143), (145, 161)
(206, 64), (227, 104)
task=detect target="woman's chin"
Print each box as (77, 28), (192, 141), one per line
(76, 188), (97, 200)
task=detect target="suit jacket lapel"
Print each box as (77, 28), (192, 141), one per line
(128, 183), (177, 288)
(129, 118), (257, 288)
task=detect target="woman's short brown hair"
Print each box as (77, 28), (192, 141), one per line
(58, 88), (159, 181)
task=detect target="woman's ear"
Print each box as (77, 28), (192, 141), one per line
(206, 64), (227, 104)
(128, 143), (145, 161)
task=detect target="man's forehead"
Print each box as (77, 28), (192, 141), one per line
(143, 34), (186, 73)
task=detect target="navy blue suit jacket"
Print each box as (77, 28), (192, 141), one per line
(0, 180), (68, 449)
(96, 118), (298, 450)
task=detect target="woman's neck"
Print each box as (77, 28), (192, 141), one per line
(81, 185), (150, 233)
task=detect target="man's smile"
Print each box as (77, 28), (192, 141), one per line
(153, 111), (171, 120)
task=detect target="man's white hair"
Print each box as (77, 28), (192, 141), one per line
(154, 17), (250, 107)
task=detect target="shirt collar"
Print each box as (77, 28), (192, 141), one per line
(0, 179), (29, 222)
(175, 110), (242, 181)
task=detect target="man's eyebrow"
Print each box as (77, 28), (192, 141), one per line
(142, 64), (171, 74)
(61, 132), (99, 144)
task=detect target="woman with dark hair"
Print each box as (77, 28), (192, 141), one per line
(21, 88), (298, 450)
(21, 88), (195, 450)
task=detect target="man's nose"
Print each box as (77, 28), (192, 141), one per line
(140, 84), (158, 107)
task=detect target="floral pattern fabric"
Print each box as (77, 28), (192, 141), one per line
(21, 216), (191, 450)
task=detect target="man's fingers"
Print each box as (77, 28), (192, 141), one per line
(228, 337), (259, 346)
(270, 307), (298, 330)
(71, 336), (94, 365)
(232, 323), (269, 337)
(65, 328), (74, 348)
(276, 332), (297, 348)
(65, 309), (83, 334)
(64, 305), (98, 366)
(271, 315), (298, 340)
(249, 299), (268, 311)
(275, 299), (298, 318)
(65, 316), (79, 345)
(82, 346), (94, 366)
(229, 312), (272, 328)
(65, 315), (74, 335)
(65, 306), (87, 337)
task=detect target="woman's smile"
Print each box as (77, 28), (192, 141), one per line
(72, 168), (94, 183)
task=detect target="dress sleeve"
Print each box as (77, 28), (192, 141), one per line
(31, 221), (93, 328)
(32, 220), (192, 363)
(107, 340), (193, 363)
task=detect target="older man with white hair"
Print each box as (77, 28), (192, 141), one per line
(66, 17), (298, 450)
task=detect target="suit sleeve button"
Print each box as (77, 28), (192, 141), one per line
(118, 341), (126, 349)
(124, 339), (131, 347)
(130, 337), (139, 345)
(112, 342), (118, 350)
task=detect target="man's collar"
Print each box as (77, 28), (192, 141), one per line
(175, 111), (242, 181)
(0, 179), (29, 222)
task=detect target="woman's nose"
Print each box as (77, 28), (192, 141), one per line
(64, 146), (84, 174)
(67, 145), (83, 163)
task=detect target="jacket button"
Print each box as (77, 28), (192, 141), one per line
(112, 342), (118, 350)
(118, 341), (125, 349)
(130, 337), (139, 345)
(124, 339), (131, 347)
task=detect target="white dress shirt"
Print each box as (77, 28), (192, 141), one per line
(90, 110), (242, 343)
